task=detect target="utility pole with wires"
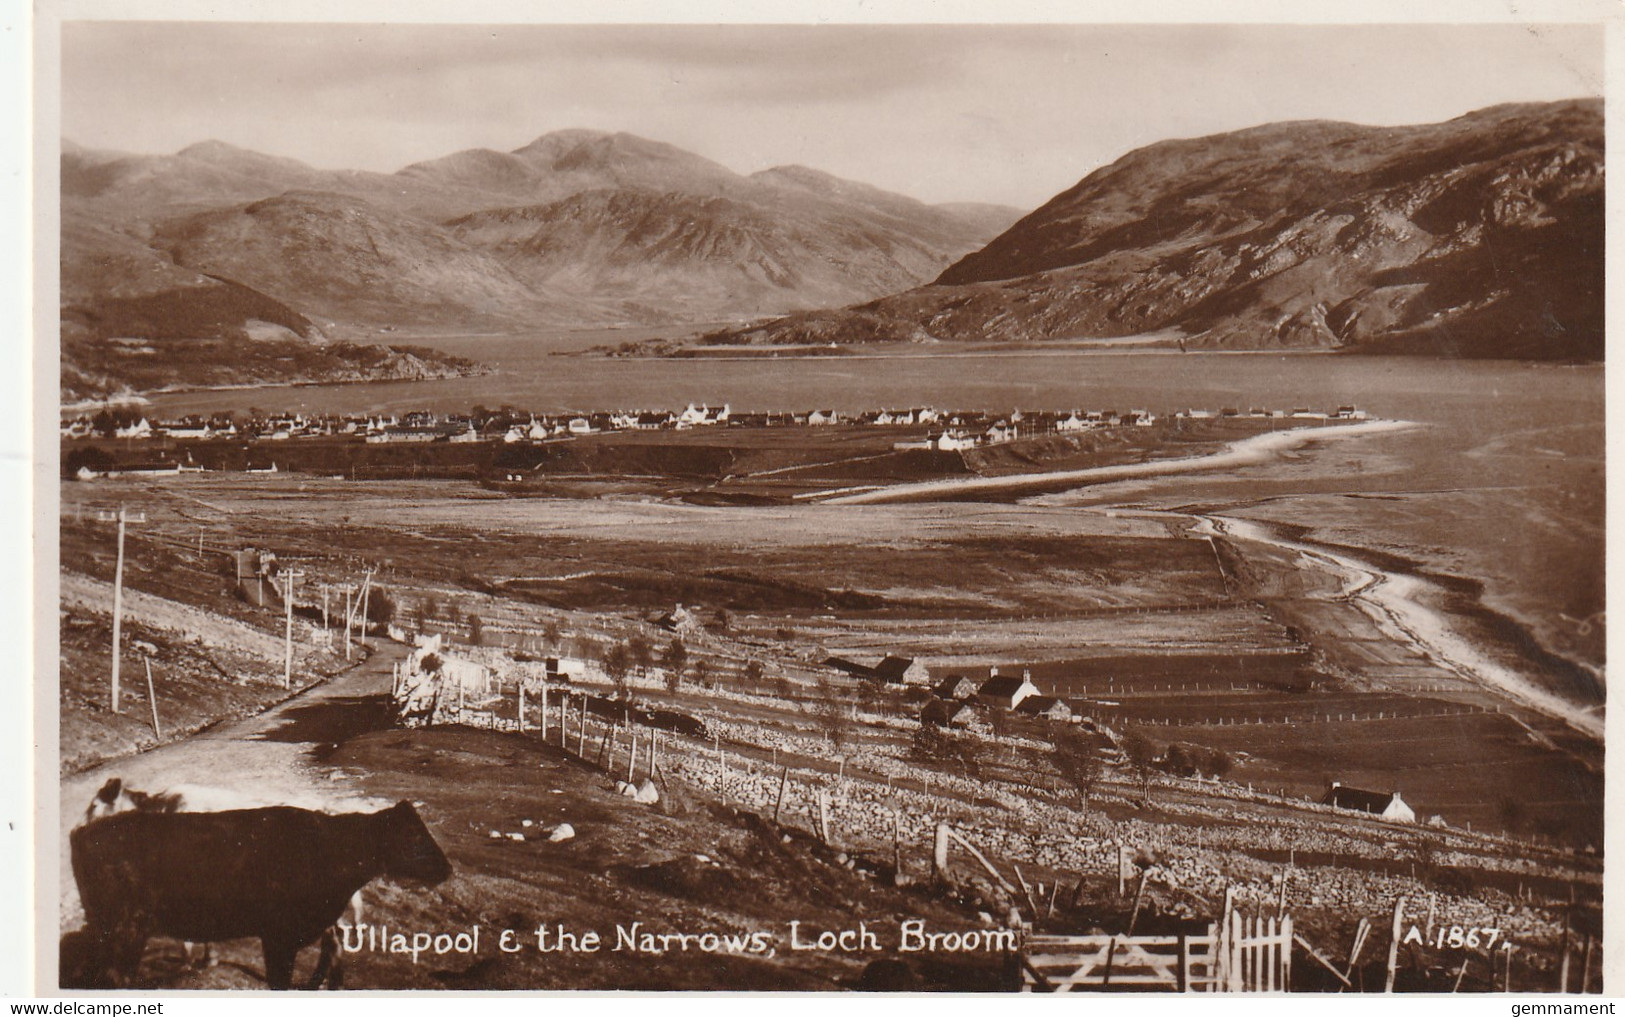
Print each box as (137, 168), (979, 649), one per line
(282, 567), (305, 689)
(99, 505), (146, 713)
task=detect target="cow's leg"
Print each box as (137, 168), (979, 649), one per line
(62, 927), (115, 989)
(307, 929), (337, 990)
(109, 928), (150, 988)
(261, 937), (298, 991)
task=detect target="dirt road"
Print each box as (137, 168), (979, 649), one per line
(58, 641), (410, 933)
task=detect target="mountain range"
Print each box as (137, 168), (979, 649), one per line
(722, 100), (1603, 360)
(61, 99), (1603, 400)
(61, 131), (1020, 346)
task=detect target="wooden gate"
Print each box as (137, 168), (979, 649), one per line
(1020, 915), (1291, 992)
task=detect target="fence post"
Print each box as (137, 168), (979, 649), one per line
(1384, 897), (1404, 993)
(144, 659), (161, 739)
(933, 823), (950, 881)
(773, 766), (789, 824)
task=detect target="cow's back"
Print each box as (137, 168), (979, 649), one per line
(71, 807), (377, 944)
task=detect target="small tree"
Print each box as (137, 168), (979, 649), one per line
(912, 723), (981, 778)
(1203, 747), (1234, 780)
(366, 588), (396, 626)
(661, 640), (689, 693)
(691, 658), (714, 690)
(1053, 731), (1104, 812)
(543, 618), (562, 649)
(910, 722), (953, 764)
(466, 613), (484, 646)
(1122, 729), (1159, 801)
(811, 677), (849, 749)
(627, 634), (654, 675)
(602, 642), (633, 697)
(742, 659), (765, 692)
(1162, 743), (1198, 777)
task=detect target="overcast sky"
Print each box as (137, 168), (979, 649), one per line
(60, 21), (1603, 209)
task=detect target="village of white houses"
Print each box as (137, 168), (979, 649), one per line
(48, 18), (1608, 995)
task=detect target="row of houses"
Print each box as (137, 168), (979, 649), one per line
(923, 668), (1075, 728)
(65, 401), (1368, 445)
(1175, 406), (1367, 421)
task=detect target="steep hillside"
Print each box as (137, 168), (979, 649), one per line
(61, 130), (1016, 396)
(58, 204), (486, 402)
(446, 185), (981, 320)
(725, 100), (1603, 359)
(149, 190), (602, 332)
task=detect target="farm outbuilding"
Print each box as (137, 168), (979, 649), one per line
(1015, 695), (1072, 721)
(920, 699), (988, 732)
(873, 655), (930, 684)
(826, 654), (931, 685)
(1321, 782), (1416, 823)
(934, 674), (978, 700)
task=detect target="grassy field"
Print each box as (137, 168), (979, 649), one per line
(59, 468), (1603, 851)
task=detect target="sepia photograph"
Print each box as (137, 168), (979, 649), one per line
(38, 5), (1611, 995)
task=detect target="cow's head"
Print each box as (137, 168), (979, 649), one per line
(379, 801), (453, 884)
(80, 778), (134, 827)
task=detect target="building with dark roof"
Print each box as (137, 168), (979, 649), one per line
(826, 654), (930, 685)
(977, 673), (1041, 711)
(920, 699), (987, 731)
(1321, 782), (1416, 823)
(1015, 695), (1072, 721)
(873, 655), (929, 684)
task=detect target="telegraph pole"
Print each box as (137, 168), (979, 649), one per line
(111, 507), (126, 713)
(282, 568), (305, 689)
(103, 505), (145, 713)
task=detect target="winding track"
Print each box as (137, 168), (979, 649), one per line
(57, 641), (409, 934)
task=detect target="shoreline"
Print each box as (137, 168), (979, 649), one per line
(62, 366), (495, 415)
(1210, 515), (1604, 743)
(811, 419), (1417, 505)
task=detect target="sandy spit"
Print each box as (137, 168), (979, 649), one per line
(814, 419), (1418, 505)
(1212, 516), (1603, 742)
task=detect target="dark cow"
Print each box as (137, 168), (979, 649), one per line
(78, 777), (366, 973)
(68, 801), (451, 990)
